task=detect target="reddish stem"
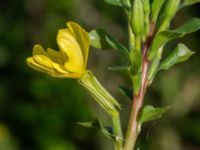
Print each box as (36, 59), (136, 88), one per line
(123, 22), (155, 150)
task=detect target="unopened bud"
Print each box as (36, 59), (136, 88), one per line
(131, 0), (145, 35)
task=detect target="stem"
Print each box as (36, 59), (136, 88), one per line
(112, 114), (123, 150)
(123, 22), (155, 150)
(123, 59), (149, 150)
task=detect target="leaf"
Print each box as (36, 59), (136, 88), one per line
(132, 73), (141, 95)
(130, 48), (142, 75)
(104, 0), (123, 6)
(180, 0), (200, 8)
(159, 43), (195, 70)
(148, 18), (200, 60)
(138, 105), (170, 124)
(90, 28), (129, 58)
(118, 85), (133, 100)
(147, 47), (163, 84)
(78, 119), (114, 140)
(107, 65), (130, 73)
(104, 0), (131, 8)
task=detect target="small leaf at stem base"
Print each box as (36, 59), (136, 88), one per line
(138, 105), (170, 124)
(78, 119), (114, 140)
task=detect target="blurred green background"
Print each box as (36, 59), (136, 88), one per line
(0, 0), (200, 150)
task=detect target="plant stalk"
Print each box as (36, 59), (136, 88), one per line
(112, 114), (123, 150)
(123, 59), (149, 150)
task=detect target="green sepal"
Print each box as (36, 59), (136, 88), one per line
(89, 28), (129, 59)
(118, 85), (133, 100)
(180, 0), (200, 9)
(78, 119), (114, 140)
(159, 43), (195, 70)
(148, 18), (200, 61)
(78, 71), (120, 117)
(130, 49), (142, 75)
(138, 105), (170, 124)
(151, 0), (166, 22)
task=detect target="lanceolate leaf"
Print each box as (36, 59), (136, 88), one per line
(130, 48), (142, 75)
(180, 0), (200, 8)
(138, 105), (170, 124)
(118, 85), (133, 100)
(147, 47), (163, 84)
(148, 18), (200, 60)
(90, 28), (129, 58)
(78, 119), (114, 140)
(104, 0), (123, 6)
(159, 43), (195, 70)
(104, 0), (131, 8)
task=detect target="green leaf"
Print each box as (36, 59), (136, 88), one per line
(132, 73), (141, 95)
(138, 105), (170, 124)
(159, 43), (195, 70)
(151, 0), (166, 22)
(107, 65), (130, 73)
(147, 47), (163, 84)
(121, 0), (131, 8)
(148, 18), (200, 60)
(104, 0), (123, 6)
(104, 0), (131, 8)
(130, 49), (142, 75)
(78, 119), (114, 140)
(180, 0), (200, 8)
(90, 28), (129, 58)
(118, 85), (133, 100)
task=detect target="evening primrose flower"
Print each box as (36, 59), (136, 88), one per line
(27, 21), (120, 117)
(27, 21), (90, 78)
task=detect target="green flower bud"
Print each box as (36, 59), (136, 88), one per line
(143, 0), (150, 36)
(151, 0), (166, 22)
(158, 0), (181, 32)
(131, 0), (145, 35)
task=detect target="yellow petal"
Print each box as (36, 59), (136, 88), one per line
(52, 63), (82, 78)
(33, 44), (47, 55)
(57, 29), (84, 74)
(67, 22), (90, 67)
(26, 57), (55, 74)
(33, 55), (53, 70)
(51, 62), (69, 74)
(47, 48), (67, 65)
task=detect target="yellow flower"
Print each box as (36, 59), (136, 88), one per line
(27, 21), (90, 78)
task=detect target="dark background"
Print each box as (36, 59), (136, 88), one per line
(0, 0), (200, 150)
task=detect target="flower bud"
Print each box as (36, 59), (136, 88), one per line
(131, 0), (145, 35)
(164, 0), (181, 19)
(158, 0), (181, 32)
